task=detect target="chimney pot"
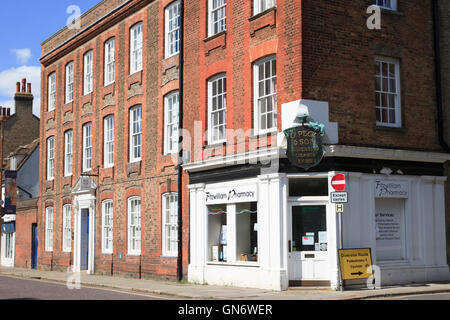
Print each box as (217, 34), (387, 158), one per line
(27, 83), (31, 93)
(16, 82), (20, 93)
(21, 78), (26, 92)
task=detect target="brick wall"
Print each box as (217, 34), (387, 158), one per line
(438, 0), (450, 145)
(3, 84), (40, 158)
(14, 199), (38, 269)
(39, 0), (189, 279)
(302, 0), (442, 151)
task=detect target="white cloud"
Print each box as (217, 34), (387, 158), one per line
(0, 65), (41, 117)
(11, 48), (32, 65)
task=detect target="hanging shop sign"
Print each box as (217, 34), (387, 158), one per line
(338, 248), (373, 280)
(4, 170), (17, 215)
(284, 117), (326, 170)
(375, 180), (409, 199)
(205, 184), (258, 205)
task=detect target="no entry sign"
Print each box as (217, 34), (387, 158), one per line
(331, 174), (346, 192)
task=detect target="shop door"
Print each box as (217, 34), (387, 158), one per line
(288, 205), (330, 286)
(80, 209), (89, 270)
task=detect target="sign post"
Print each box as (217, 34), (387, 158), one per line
(331, 174), (347, 292)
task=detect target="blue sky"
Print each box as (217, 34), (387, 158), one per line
(0, 0), (100, 117)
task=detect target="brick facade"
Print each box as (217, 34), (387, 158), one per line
(183, 0), (445, 162)
(437, 0), (450, 265)
(37, 0), (449, 281)
(39, 0), (188, 279)
(13, 199), (38, 269)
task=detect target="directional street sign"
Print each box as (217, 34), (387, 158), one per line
(338, 248), (373, 280)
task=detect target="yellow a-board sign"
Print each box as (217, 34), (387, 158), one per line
(338, 248), (373, 280)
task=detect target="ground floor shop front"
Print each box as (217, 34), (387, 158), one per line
(187, 156), (450, 291)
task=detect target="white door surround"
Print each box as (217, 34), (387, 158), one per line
(72, 176), (97, 274)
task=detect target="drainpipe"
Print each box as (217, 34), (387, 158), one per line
(432, 0), (450, 153)
(177, 0), (185, 282)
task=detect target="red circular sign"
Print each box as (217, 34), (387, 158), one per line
(331, 174), (346, 191)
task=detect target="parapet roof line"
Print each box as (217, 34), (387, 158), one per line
(40, 0), (132, 62)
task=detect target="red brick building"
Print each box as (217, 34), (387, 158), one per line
(39, 0), (188, 279)
(184, 0), (450, 290)
(38, 0), (449, 289)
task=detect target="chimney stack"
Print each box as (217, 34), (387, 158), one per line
(14, 78), (33, 116)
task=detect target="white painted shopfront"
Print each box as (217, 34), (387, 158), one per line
(187, 99), (449, 291)
(188, 171), (449, 291)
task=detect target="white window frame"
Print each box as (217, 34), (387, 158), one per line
(253, 0), (276, 15)
(129, 105), (142, 163)
(164, 92), (179, 155)
(165, 1), (181, 58)
(64, 130), (73, 177)
(373, 0), (397, 11)
(83, 50), (93, 95)
(47, 136), (55, 181)
(253, 55), (277, 134)
(208, 0), (227, 37)
(83, 122), (93, 172)
(375, 56), (402, 128)
(130, 22), (143, 75)
(66, 62), (74, 104)
(102, 200), (114, 254)
(48, 72), (56, 112)
(208, 74), (227, 144)
(62, 205), (72, 253)
(128, 197), (141, 255)
(162, 193), (178, 257)
(104, 115), (114, 168)
(104, 38), (115, 86)
(45, 207), (54, 252)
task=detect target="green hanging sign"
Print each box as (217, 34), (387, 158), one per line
(283, 117), (326, 170)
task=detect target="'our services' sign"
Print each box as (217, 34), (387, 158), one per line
(205, 185), (257, 204)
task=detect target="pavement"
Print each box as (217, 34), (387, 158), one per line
(1, 266), (449, 300)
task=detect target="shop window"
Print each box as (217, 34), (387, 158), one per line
(208, 205), (228, 262)
(375, 198), (407, 261)
(291, 206), (327, 252)
(289, 179), (328, 197)
(236, 203), (258, 262)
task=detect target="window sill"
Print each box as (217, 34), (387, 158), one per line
(380, 8), (404, 16)
(374, 124), (407, 133)
(376, 259), (409, 266)
(207, 261), (260, 267)
(102, 252), (113, 255)
(248, 129), (278, 140)
(203, 31), (227, 56)
(204, 141), (227, 149)
(161, 255), (177, 259)
(127, 253), (141, 257)
(249, 7), (277, 36)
